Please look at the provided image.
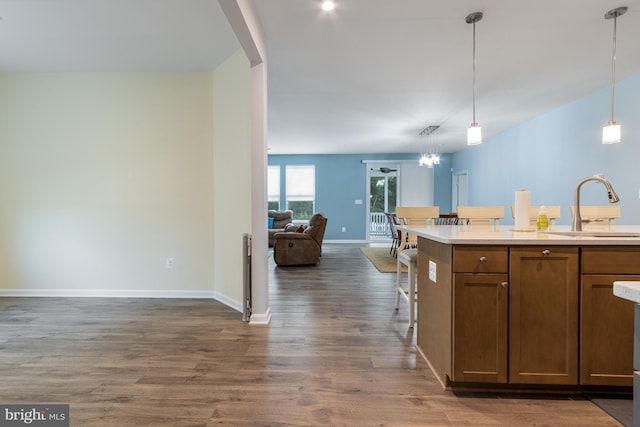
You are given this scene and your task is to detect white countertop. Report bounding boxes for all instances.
[613,281,640,304]
[396,224,640,245]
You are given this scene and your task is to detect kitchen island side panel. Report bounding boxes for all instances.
[417,236,453,387]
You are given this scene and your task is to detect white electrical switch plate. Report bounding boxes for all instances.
[355,199,363,205]
[341,227,346,232]
[429,260,437,282]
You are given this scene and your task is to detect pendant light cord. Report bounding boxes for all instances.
[472,20,477,125]
[609,15,617,123]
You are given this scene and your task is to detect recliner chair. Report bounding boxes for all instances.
[268,210,294,247]
[273,212,328,266]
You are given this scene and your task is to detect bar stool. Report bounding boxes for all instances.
[457,206,504,228]
[396,247,417,328]
[395,206,439,251]
[570,205,621,229]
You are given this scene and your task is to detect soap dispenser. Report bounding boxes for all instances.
[536,206,549,231]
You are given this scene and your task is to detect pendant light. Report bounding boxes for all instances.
[466,12,483,146]
[602,6,627,144]
[321,1,335,11]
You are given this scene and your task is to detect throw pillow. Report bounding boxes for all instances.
[268,217,274,228]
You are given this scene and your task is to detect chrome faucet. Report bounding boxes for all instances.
[572,175,620,231]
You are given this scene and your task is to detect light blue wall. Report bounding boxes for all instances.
[452,73,640,225]
[434,153,453,213]
[269,73,639,237]
[268,153,453,240]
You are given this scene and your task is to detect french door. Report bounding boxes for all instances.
[367,165,398,240]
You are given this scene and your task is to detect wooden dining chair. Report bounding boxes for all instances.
[457,206,504,227]
[384,212,401,257]
[435,213,459,225]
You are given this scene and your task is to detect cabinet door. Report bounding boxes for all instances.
[509,247,579,385]
[581,274,637,386]
[453,273,508,383]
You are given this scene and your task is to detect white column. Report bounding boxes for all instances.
[248,61,271,324]
[219,0,271,324]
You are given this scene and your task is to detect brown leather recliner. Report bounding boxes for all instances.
[273,213,328,266]
[268,210,294,247]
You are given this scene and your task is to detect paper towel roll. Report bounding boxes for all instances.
[514,189,530,229]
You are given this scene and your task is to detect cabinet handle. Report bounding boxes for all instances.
[479,256,487,262]
[501,282,509,289]
[542,249,551,256]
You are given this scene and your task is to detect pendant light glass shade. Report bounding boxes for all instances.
[603,122,621,144]
[321,1,335,11]
[467,124,482,146]
[602,6,627,144]
[466,12,483,146]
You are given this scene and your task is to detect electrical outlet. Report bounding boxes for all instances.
[429,260,437,282]
[341,227,346,232]
[166,258,174,269]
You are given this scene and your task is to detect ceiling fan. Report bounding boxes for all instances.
[372,167,397,174]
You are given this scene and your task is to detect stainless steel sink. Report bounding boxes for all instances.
[543,231,640,238]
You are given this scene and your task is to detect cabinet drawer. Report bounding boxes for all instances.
[453,246,508,273]
[582,247,640,274]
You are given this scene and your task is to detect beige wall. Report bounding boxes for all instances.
[0,58,251,307]
[212,49,252,306]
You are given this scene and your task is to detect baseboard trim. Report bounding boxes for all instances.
[249,307,272,325]
[211,291,243,313]
[0,289,243,313]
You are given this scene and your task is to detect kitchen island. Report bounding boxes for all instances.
[399,224,640,392]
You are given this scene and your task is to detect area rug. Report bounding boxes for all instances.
[360,246,405,273]
[589,396,632,427]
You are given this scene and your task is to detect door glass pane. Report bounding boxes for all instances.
[369,168,398,240]
[370,177,386,213]
[388,176,397,212]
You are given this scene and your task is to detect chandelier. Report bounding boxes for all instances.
[418,125,441,168]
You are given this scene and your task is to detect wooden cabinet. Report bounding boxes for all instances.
[453,246,579,385]
[509,247,579,385]
[452,246,508,383]
[453,272,508,383]
[418,239,636,391]
[453,246,508,273]
[580,247,640,386]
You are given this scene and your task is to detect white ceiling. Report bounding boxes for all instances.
[252,0,640,154]
[0,0,240,72]
[1,0,639,155]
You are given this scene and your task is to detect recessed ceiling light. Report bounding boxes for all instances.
[321,1,335,12]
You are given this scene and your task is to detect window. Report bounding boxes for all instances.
[267,165,280,210]
[286,165,315,220]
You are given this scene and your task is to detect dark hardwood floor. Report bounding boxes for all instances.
[0,243,624,426]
